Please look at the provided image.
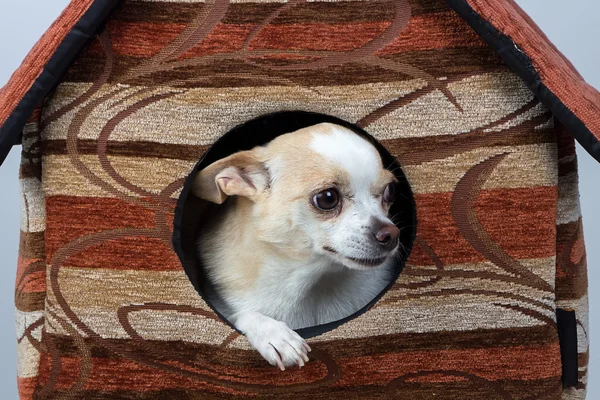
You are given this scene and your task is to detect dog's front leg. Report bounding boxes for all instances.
[229,311,311,370]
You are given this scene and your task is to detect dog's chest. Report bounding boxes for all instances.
[233,262,392,329]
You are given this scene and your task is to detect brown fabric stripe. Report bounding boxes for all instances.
[40,378,563,400]
[16,257,45,294]
[322,326,558,359]
[558,157,578,177]
[94,21,373,58]
[378,11,485,55]
[19,163,42,180]
[333,343,561,386]
[555,220,588,300]
[15,291,46,313]
[65,48,506,87]
[43,179,557,268]
[19,231,46,259]
[391,120,555,165]
[387,46,505,77]
[36,356,242,395]
[555,119,577,159]
[43,139,208,161]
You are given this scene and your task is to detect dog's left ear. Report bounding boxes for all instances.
[192,149,269,204]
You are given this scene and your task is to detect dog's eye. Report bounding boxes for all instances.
[312,189,340,211]
[383,183,397,203]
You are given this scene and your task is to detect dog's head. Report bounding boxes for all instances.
[193,123,400,270]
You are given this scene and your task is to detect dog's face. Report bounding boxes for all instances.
[193,123,400,270]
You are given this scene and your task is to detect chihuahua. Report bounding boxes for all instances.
[193,123,400,370]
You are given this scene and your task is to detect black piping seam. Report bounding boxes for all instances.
[0,0,121,166]
[446,0,600,162]
[556,308,579,387]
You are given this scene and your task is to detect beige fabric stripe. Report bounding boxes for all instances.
[557,172,582,225]
[368,73,535,139]
[46,308,234,345]
[20,178,46,233]
[17,340,41,379]
[53,258,555,310]
[15,309,43,378]
[43,72,536,146]
[50,268,208,310]
[42,155,195,198]
[406,257,556,288]
[403,143,558,193]
[485,102,548,133]
[44,80,426,145]
[312,301,549,344]
[48,288,552,344]
[46,268,230,341]
[42,142,556,199]
[49,260,554,344]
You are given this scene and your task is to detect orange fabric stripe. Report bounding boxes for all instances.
[100,13,484,59]
[45,196,161,264]
[17,376,37,400]
[378,11,486,54]
[246,21,390,52]
[44,184,555,271]
[37,342,560,392]
[60,236,182,271]
[0,0,95,127]
[409,186,557,266]
[335,343,561,386]
[16,256,46,293]
[101,21,384,57]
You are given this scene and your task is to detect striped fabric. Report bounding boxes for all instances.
[13,0,589,398]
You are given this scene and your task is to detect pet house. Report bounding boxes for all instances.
[2,0,599,398]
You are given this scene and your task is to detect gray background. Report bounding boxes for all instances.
[0,0,597,398]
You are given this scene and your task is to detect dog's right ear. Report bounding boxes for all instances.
[191,149,269,204]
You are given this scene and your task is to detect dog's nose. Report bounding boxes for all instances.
[374,225,400,251]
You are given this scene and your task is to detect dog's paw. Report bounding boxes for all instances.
[232,312,311,371]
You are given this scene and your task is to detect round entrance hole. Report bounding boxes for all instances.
[173,111,417,338]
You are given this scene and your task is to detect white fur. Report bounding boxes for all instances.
[310,126,382,193]
[196,123,398,370]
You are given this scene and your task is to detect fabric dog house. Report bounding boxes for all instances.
[2,0,599,398]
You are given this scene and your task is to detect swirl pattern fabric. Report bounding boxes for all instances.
[11,0,590,398]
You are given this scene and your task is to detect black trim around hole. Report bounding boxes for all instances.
[172,111,417,339]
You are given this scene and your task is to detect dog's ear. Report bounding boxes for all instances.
[192,149,269,204]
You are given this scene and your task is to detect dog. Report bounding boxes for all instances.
[192,123,400,370]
